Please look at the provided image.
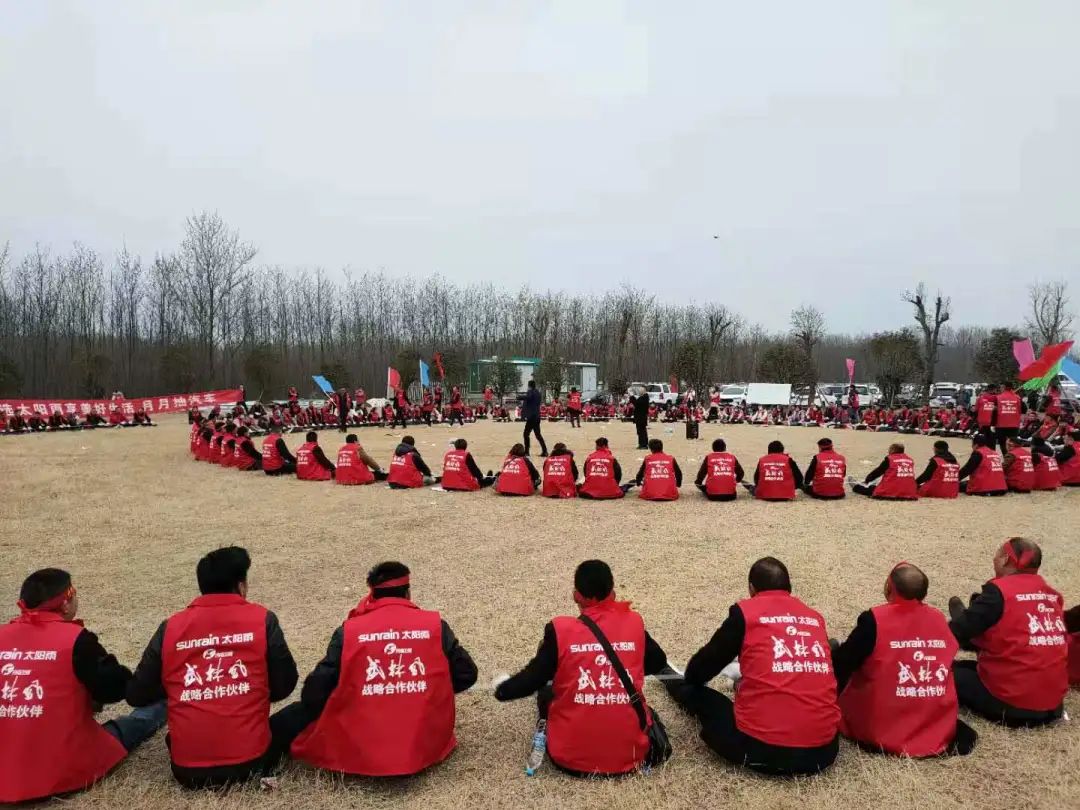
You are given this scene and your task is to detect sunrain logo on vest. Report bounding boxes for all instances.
[1026,599,1067,648]
[361,637,430,697]
[763,616,830,675]
[894,643,950,699]
[0,649,54,720]
[177,636,255,703]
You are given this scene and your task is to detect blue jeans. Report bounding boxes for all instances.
[103,701,167,752]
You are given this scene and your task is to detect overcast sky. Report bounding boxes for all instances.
[1,1,1076,332]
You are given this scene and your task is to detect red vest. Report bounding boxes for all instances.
[189,423,200,455]
[838,601,959,757]
[703,452,739,496]
[388,451,424,488]
[995,391,1022,428]
[261,435,284,472]
[967,448,1006,494]
[580,450,622,499]
[235,439,257,470]
[918,456,959,498]
[542,455,578,498]
[1061,449,1080,485]
[1005,447,1035,492]
[496,456,534,495]
[734,591,840,747]
[220,436,236,467]
[161,595,270,768]
[874,454,917,499]
[336,445,375,485]
[547,601,649,774]
[754,453,795,500]
[441,449,479,492]
[296,442,332,481]
[973,574,1067,711]
[568,392,583,410]
[0,612,127,803]
[291,598,455,776]
[208,433,223,463]
[639,453,678,500]
[1033,454,1061,490]
[194,430,209,461]
[976,394,996,428]
[810,451,846,497]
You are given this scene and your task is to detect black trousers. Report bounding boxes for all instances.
[392,412,408,429]
[635,420,648,449]
[449,409,465,426]
[994,427,1019,454]
[264,462,296,476]
[696,484,736,501]
[568,409,581,428]
[953,660,1063,728]
[523,418,547,455]
[849,719,977,757]
[667,682,837,776]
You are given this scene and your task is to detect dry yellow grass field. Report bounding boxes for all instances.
[2,415,1079,810]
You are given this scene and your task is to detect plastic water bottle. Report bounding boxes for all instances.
[524,718,547,776]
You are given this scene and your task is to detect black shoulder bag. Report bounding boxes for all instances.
[578,615,672,769]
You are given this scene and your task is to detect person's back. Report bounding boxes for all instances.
[291,597,455,775]
[874,452,918,499]
[1004,445,1034,492]
[580,445,623,499]
[639,450,678,501]
[809,448,846,498]
[755,452,795,501]
[0,582,128,803]
[735,589,839,749]
[296,437,332,481]
[388,442,424,488]
[337,441,375,485]
[918,450,960,498]
[442,448,479,491]
[965,442,1007,494]
[542,451,578,498]
[836,565,964,757]
[522,386,541,421]
[546,601,649,774]
[496,451,536,495]
[702,450,740,498]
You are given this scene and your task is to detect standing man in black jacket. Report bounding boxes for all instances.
[521,379,548,457]
[631,388,650,449]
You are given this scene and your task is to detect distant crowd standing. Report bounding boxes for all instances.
[4,539,1080,803]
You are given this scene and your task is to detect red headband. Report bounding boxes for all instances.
[1001,541,1036,572]
[372,575,410,591]
[17,585,75,615]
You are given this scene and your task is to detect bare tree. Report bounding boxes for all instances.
[902,283,951,403]
[790,305,825,403]
[1027,281,1074,348]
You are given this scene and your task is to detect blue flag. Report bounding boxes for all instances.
[419,360,431,387]
[311,375,334,395]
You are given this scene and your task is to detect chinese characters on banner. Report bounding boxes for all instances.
[0,649,55,719]
[0,388,243,419]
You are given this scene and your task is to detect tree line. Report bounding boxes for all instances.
[0,212,1074,402]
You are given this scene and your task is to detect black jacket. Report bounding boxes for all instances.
[684,604,746,686]
[948,582,1005,650]
[274,437,297,465]
[300,617,478,718]
[127,609,298,707]
[311,443,335,471]
[71,627,133,705]
[495,620,668,701]
[521,388,542,421]
[632,394,650,423]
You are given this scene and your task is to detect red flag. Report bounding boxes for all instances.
[387,367,402,397]
[433,352,446,380]
[669,374,679,393]
[1019,341,1074,381]
[845,358,855,383]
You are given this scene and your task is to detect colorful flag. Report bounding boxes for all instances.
[669,374,679,393]
[433,352,446,380]
[845,358,855,382]
[387,367,402,398]
[419,359,431,387]
[1012,339,1035,370]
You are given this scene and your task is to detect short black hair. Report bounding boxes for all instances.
[402,435,415,446]
[749,557,791,593]
[306,431,318,442]
[509,443,526,457]
[595,437,609,448]
[528,380,536,389]
[973,433,994,448]
[346,434,358,444]
[454,438,468,450]
[816,438,832,448]
[19,568,72,609]
[712,438,726,452]
[236,426,248,437]
[933,440,949,453]
[367,561,410,598]
[767,440,784,454]
[648,438,663,452]
[196,547,251,595]
[574,560,614,600]
[890,563,929,601]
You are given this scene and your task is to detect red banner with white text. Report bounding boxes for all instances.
[0,388,243,419]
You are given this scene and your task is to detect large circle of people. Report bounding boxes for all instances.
[191,381,1080,496]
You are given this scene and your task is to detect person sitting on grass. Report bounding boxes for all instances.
[387,435,440,489]
[495,443,541,496]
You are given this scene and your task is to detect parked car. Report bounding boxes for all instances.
[628,382,679,406]
[717,384,748,405]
